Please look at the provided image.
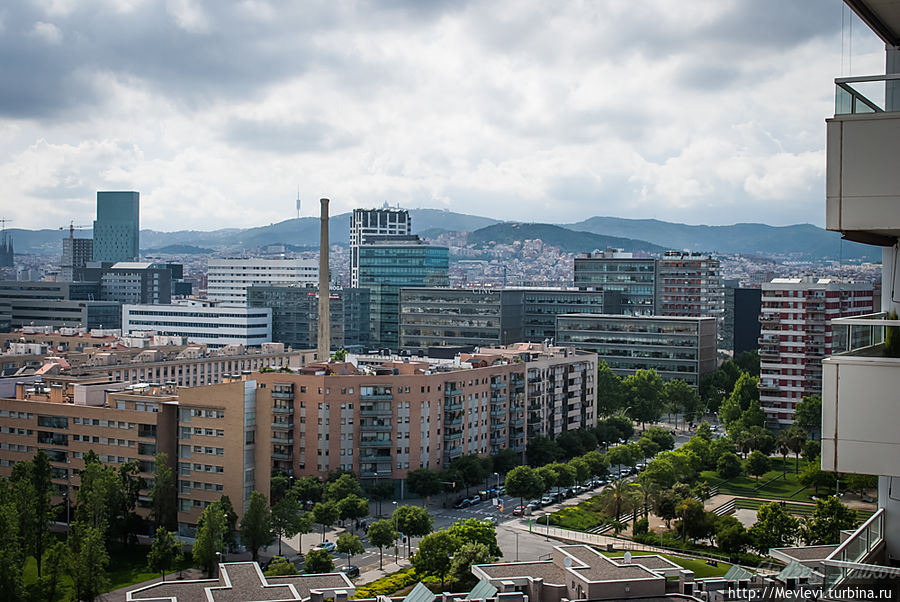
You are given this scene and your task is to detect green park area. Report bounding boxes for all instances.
[700,457,816,502]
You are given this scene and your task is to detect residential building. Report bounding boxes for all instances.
[247,285,370,351]
[758,277,872,427]
[92,191,140,263]
[122,301,272,348]
[573,249,656,315]
[356,239,449,351]
[656,251,725,341]
[556,314,716,386]
[398,288,524,354]
[350,206,411,288]
[60,237,93,281]
[0,378,268,537]
[255,344,594,480]
[207,257,319,306]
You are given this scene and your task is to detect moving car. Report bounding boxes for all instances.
[313,541,336,553]
[339,565,360,578]
[512,505,526,516]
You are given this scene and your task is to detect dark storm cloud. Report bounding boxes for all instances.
[0,0,467,120]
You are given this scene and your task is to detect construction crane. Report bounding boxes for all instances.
[59,221,92,239]
[0,218,11,230]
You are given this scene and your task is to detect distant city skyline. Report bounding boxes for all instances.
[0,1,886,231]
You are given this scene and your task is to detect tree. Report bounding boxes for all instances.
[450,542,496,588]
[151,452,177,531]
[605,445,635,473]
[717,452,743,479]
[799,461,837,495]
[336,532,365,568]
[581,450,608,478]
[749,501,800,553]
[785,425,807,474]
[654,489,680,530]
[450,454,489,493]
[116,459,146,544]
[293,476,323,506]
[844,473,878,498]
[492,448,520,475]
[0,495,24,602]
[30,449,54,577]
[642,455,677,490]
[406,469,444,502]
[75,457,120,535]
[746,450,772,481]
[568,457,591,484]
[794,395,822,437]
[69,521,110,602]
[526,435,562,466]
[776,432,791,478]
[801,440,821,465]
[325,474,362,502]
[636,437,660,464]
[304,548,334,574]
[549,462,576,495]
[734,350,760,376]
[147,527,183,581]
[219,495,239,550]
[265,556,298,576]
[338,494,370,526]
[623,369,665,429]
[802,497,858,545]
[193,503,227,577]
[331,348,348,361]
[602,479,639,521]
[535,465,557,494]
[602,415,635,444]
[447,517,502,557]
[665,379,702,428]
[311,501,339,541]
[392,505,433,558]
[240,491,273,561]
[40,540,71,602]
[719,373,759,430]
[367,519,398,569]
[271,494,306,556]
[412,531,456,586]
[715,515,750,555]
[640,426,675,452]
[597,362,625,416]
[505,465,544,507]
[676,498,713,543]
[270,472,292,504]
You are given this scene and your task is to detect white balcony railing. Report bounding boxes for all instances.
[835,73,900,115]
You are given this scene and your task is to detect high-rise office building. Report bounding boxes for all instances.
[207,258,318,306]
[350,207,411,287]
[357,239,449,351]
[758,277,872,428]
[723,280,762,356]
[573,249,657,315]
[92,191,140,263]
[60,237,93,281]
[656,252,725,338]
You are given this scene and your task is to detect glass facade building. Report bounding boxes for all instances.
[573,251,656,315]
[92,191,140,263]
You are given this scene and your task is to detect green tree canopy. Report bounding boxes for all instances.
[147,527,183,582]
[241,491,273,561]
[150,452,177,531]
[406,469,444,500]
[802,497,858,545]
[450,542,496,589]
[336,532,365,567]
[70,521,110,602]
[717,452,743,479]
[749,501,800,553]
[746,450,772,481]
[525,436,562,467]
[597,362,625,416]
[447,517,502,557]
[304,548,334,574]
[505,465,545,506]
[325,474,362,502]
[367,519,398,569]
[311,501,339,541]
[412,531,457,586]
[665,379,702,427]
[193,503,227,577]
[623,369,665,429]
[715,515,750,555]
[271,493,309,556]
[794,395,822,435]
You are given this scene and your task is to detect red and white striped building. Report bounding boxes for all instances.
[758,277,873,427]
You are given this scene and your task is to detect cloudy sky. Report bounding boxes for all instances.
[0,0,887,231]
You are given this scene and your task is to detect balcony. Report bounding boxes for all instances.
[271,421,293,430]
[826,74,900,246]
[360,422,392,432]
[360,438,392,447]
[822,313,900,477]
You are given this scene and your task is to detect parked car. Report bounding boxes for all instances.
[527,499,542,510]
[339,565,360,578]
[541,496,554,506]
[468,494,482,505]
[512,505,526,516]
[454,498,471,509]
[483,516,498,525]
[313,541,336,553]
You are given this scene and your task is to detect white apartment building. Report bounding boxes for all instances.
[122,301,272,348]
[350,206,411,287]
[207,258,318,306]
[758,277,872,427]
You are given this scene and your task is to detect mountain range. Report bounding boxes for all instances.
[2,210,880,261]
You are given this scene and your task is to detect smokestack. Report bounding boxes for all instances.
[318,198,331,362]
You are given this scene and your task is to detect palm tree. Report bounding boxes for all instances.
[636,473,656,519]
[602,478,639,521]
[786,426,806,474]
[776,432,791,478]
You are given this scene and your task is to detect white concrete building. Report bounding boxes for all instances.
[122,301,272,348]
[758,277,872,427]
[207,258,318,306]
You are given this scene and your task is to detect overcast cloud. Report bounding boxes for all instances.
[0,0,887,230]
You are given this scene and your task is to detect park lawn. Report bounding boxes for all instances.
[701,457,815,502]
[599,550,732,579]
[23,541,194,594]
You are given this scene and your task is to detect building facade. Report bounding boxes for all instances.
[75,261,174,305]
[60,237,93,282]
[398,288,524,354]
[0,281,120,329]
[357,240,449,351]
[556,314,716,386]
[92,191,140,263]
[573,249,657,315]
[656,252,725,340]
[247,285,370,351]
[723,282,762,356]
[350,207,411,288]
[758,277,873,427]
[521,288,612,342]
[122,301,273,348]
[206,258,318,306]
